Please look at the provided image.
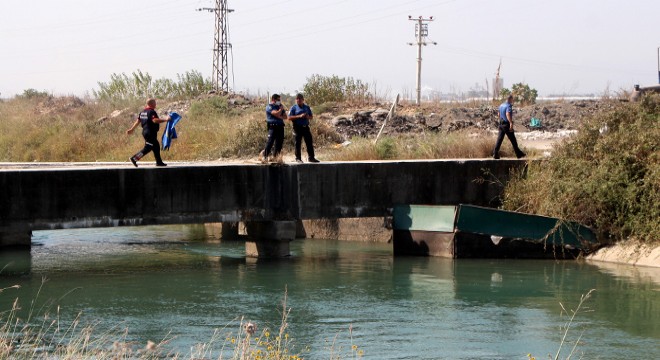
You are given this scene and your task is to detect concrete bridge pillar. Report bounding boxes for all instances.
[0,227,32,274]
[244,221,296,258]
[0,227,32,249]
[220,222,240,239]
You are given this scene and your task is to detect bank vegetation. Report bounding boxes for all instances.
[503,94,659,245]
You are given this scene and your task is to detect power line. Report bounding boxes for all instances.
[4,0,199,36]
[234,0,421,48]
[198,0,234,93]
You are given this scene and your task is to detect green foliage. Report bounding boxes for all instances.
[18,88,51,99]
[500,82,538,105]
[175,70,214,98]
[375,137,397,159]
[93,70,212,104]
[312,102,334,115]
[225,114,269,157]
[188,96,230,118]
[302,74,371,106]
[503,95,660,244]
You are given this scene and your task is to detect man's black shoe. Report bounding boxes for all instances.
[130,157,138,167]
[308,158,320,163]
[492,154,500,160]
[156,162,167,167]
[516,152,526,159]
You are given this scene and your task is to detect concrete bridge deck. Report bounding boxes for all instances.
[0,159,527,250]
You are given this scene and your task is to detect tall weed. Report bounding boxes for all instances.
[94,70,212,104]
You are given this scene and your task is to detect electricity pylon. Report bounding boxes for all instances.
[198,0,234,93]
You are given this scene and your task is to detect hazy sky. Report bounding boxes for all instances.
[1,0,659,99]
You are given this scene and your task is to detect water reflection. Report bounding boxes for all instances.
[588,261,660,338]
[0,226,657,359]
[0,249,31,275]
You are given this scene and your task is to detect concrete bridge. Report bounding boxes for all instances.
[0,159,527,256]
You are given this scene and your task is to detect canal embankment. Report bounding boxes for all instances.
[587,242,660,268]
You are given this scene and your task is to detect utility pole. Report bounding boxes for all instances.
[198,0,234,93]
[493,59,502,101]
[407,16,436,105]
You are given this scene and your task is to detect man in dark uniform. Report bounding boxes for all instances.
[262,93,287,162]
[126,98,170,167]
[288,93,319,163]
[492,95,526,159]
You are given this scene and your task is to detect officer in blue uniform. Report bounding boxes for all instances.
[288,93,319,163]
[493,95,526,159]
[262,94,287,162]
[126,98,170,167]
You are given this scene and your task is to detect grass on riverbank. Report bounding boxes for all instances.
[0,283,362,359]
[502,95,659,244]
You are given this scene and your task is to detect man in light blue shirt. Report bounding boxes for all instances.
[288,93,319,163]
[493,95,526,159]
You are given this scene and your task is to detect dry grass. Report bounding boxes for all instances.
[1,95,513,163]
[326,131,533,161]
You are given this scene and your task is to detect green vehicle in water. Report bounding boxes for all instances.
[392,204,599,259]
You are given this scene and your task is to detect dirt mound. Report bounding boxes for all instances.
[162,92,257,114]
[36,96,85,115]
[321,100,618,140]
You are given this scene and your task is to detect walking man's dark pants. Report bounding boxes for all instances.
[493,123,525,159]
[134,133,164,164]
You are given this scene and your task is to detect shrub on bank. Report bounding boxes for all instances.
[502,96,659,244]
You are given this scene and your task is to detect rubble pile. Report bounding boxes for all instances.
[322,100,618,139]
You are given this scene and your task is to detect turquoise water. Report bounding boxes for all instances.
[0,225,658,359]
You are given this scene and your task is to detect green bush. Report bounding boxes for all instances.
[188,96,230,118]
[94,70,213,104]
[302,74,371,106]
[375,137,397,159]
[500,83,538,105]
[502,95,660,244]
[18,88,51,100]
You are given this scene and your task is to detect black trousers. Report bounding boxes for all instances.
[293,125,315,160]
[264,124,284,157]
[133,132,163,164]
[492,123,524,157]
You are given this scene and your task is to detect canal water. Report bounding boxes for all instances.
[0,225,658,359]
